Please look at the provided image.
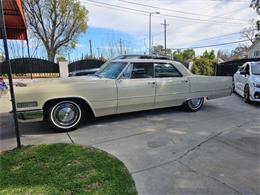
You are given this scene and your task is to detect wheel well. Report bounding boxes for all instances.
[43,97,95,120]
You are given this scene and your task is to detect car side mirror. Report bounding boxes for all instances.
[240,71,246,76]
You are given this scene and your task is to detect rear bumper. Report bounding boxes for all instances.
[17,109,44,122]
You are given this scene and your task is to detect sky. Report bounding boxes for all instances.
[74,0,257,59]
[1,0,258,60]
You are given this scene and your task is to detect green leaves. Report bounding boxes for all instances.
[191,50,216,76]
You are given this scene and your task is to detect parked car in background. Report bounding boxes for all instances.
[69,68,99,77]
[15,59,233,131]
[234,61,260,103]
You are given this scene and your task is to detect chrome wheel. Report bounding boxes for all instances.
[189,98,202,109]
[50,101,81,129]
[184,97,204,112]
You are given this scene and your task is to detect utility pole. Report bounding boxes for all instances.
[89,40,93,58]
[149,12,160,55]
[161,19,169,56]
[119,38,123,54]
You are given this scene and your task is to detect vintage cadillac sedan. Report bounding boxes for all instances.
[15,59,233,131]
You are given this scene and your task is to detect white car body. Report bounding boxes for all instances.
[234,62,260,102]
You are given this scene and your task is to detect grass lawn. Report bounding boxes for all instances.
[0,144,137,195]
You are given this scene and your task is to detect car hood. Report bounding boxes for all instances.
[14,76,115,95]
[16,76,110,87]
[251,75,260,82]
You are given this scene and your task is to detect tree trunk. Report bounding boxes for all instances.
[47,48,56,62]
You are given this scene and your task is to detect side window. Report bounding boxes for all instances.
[131,63,154,79]
[121,64,132,79]
[239,65,245,72]
[245,64,250,75]
[154,63,182,78]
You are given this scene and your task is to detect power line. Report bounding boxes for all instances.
[200,0,249,2]
[83,0,248,25]
[85,1,148,16]
[118,0,247,22]
[171,39,249,50]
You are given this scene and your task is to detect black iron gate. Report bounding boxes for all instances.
[216,58,260,76]
[0,57,60,74]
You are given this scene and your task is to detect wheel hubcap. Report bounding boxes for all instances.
[53,103,79,127]
[189,98,202,109]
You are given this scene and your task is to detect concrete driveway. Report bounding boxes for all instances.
[0,93,259,195]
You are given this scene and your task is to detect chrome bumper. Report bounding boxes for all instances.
[17,109,43,122]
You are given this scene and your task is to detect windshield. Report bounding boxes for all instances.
[251,63,260,75]
[94,62,127,79]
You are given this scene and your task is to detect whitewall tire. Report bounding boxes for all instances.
[47,100,82,132]
[184,98,204,112]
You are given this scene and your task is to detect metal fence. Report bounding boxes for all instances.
[216,58,260,76]
[68,59,105,72]
[0,57,60,74]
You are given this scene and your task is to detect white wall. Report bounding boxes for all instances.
[59,61,69,78]
[249,41,260,58]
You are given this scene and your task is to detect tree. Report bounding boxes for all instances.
[250,0,260,14]
[23,0,88,62]
[241,19,258,44]
[152,45,172,56]
[231,45,249,57]
[173,49,195,62]
[191,50,216,76]
[202,50,215,60]
[217,50,230,61]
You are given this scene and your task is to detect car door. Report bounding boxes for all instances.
[234,65,245,95]
[116,62,156,113]
[240,64,250,89]
[154,62,190,107]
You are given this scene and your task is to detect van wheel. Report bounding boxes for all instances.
[47,100,82,132]
[184,98,204,112]
[243,84,251,103]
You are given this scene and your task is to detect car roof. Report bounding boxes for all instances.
[113,54,170,60]
[112,59,175,63]
[111,59,192,76]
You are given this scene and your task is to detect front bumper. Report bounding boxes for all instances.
[250,87,260,102]
[17,109,44,122]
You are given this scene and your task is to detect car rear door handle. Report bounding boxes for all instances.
[181,80,188,83]
[148,81,156,85]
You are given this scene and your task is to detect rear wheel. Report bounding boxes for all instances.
[47,100,83,132]
[184,98,204,112]
[243,84,251,103]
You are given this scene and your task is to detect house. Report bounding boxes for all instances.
[248,39,260,58]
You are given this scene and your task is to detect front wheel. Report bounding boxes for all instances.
[184,98,204,112]
[47,100,83,132]
[243,84,251,103]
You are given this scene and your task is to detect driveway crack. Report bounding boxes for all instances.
[131,131,224,175]
[177,160,243,195]
[131,121,252,175]
[67,132,75,144]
